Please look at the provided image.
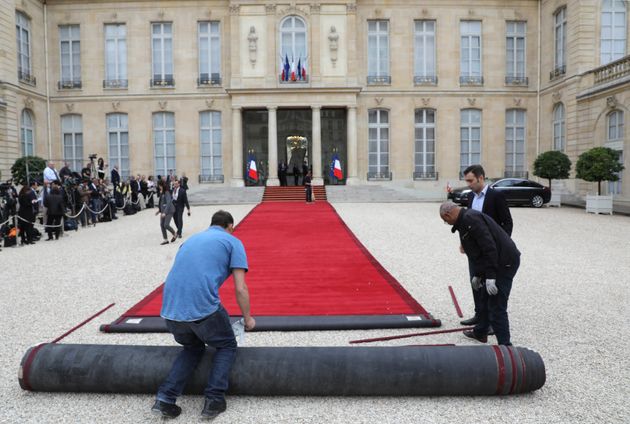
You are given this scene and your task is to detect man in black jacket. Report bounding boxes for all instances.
[461,164,513,326]
[110,166,121,192]
[172,179,190,239]
[440,201,520,346]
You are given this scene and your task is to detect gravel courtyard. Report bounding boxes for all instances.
[1,202,628,423]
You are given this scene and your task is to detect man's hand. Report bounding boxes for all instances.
[161,213,165,218]
[486,279,498,295]
[459,245,465,254]
[244,316,256,331]
[187,210,191,216]
[471,276,483,291]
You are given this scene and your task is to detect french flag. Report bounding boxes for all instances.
[331,154,343,179]
[247,156,258,182]
[282,54,290,81]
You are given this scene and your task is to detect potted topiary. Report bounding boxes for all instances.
[11,156,46,186]
[533,150,572,206]
[575,147,624,215]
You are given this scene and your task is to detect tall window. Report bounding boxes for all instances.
[16,11,33,83]
[107,114,129,179]
[414,20,436,84]
[151,23,173,86]
[552,103,565,152]
[460,109,482,175]
[198,22,221,85]
[280,16,307,81]
[200,111,222,179]
[606,110,624,195]
[460,21,482,84]
[414,109,436,178]
[506,21,526,84]
[554,7,567,73]
[105,24,127,88]
[367,20,390,84]
[601,0,627,65]
[59,25,81,88]
[153,112,175,176]
[61,115,83,172]
[20,109,34,156]
[505,109,526,177]
[368,109,389,177]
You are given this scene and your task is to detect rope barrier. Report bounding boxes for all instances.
[0,217,13,227]
[84,202,110,215]
[64,204,86,219]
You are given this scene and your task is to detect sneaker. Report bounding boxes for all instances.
[460,316,480,325]
[463,329,488,343]
[151,400,182,418]
[201,398,226,420]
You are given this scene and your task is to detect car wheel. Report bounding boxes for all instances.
[531,195,544,208]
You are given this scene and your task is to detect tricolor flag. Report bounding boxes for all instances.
[283,54,290,81]
[290,57,297,81]
[330,154,343,180]
[297,58,302,81]
[247,155,258,182]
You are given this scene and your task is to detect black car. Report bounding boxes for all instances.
[447,178,551,208]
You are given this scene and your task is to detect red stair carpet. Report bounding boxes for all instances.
[102,201,440,332]
[262,185,327,202]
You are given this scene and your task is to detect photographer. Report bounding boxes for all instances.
[17,181,38,245]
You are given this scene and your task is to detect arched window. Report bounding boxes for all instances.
[107,113,129,178]
[368,109,389,178]
[280,16,307,80]
[414,109,435,178]
[505,109,526,177]
[20,109,34,156]
[601,0,626,65]
[61,114,83,171]
[460,109,482,175]
[200,111,222,179]
[153,112,175,176]
[553,103,565,151]
[607,110,624,141]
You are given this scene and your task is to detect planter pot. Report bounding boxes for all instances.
[585,194,613,215]
[548,191,561,207]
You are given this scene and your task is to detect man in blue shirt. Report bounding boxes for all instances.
[152,210,256,419]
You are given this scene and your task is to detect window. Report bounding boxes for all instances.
[20,109,34,156]
[414,20,436,84]
[16,11,34,84]
[608,151,624,195]
[553,7,567,76]
[200,111,222,180]
[59,25,81,88]
[553,103,565,151]
[104,24,127,88]
[460,21,482,84]
[107,114,130,179]
[601,0,627,64]
[61,115,83,172]
[460,109,482,175]
[367,20,390,84]
[505,109,526,178]
[198,22,221,85]
[368,109,390,178]
[151,23,174,86]
[414,109,436,179]
[153,112,175,176]
[280,16,308,82]
[506,21,527,84]
[608,110,624,141]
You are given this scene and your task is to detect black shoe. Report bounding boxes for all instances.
[487,326,495,336]
[151,400,182,418]
[178,234,182,239]
[460,316,480,325]
[201,398,226,420]
[160,240,169,245]
[463,329,488,343]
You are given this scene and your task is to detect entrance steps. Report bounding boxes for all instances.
[263,186,327,202]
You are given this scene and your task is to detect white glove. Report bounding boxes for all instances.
[471,276,483,291]
[486,279,498,295]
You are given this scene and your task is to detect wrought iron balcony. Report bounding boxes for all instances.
[593,55,630,85]
[459,75,483,86]
[505,76,528,86]
[57,80,82,89]
[103,79,128,89]
[549,65,566,80]
[367,171,392,181]
[150,77,175,87]
[198,73,222,86]
[413,171,438,180]
[414,75,438,85]
[504,170,529,178]
[367,75,391,85]
[199,174,224,183]
[18,70,36,85]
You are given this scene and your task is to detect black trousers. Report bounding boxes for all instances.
[174,206,185,236]
[46,214,62,239]
[305,186,312,202]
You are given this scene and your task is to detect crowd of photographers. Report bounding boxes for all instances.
[0,160,188,249]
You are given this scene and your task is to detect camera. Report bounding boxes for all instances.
[89,154,97,160]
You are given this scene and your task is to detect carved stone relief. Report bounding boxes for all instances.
[159,101,167,110]
[513,98,523,107]
[328,26,339,68]
[375,97,384,106]
[24,97,34,109]
[552,91,561,102]
[112,101,121,111]
[229,5,240,15]
[607,95,618,108]
[346,4,357,14]
[248,26,258,68]
[206,98,215,109]
[421,98,431,107]
[265,4,276,15]
[65,103,75,112]
[467,98,476,106]
[310,3,320,14]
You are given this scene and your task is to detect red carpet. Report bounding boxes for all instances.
[119,202,430,319]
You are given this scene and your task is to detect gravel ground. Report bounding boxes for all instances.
[1,203,629,423]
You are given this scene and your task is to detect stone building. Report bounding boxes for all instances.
[0,0,628,204]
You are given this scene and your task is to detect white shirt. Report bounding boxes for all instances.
[471,184,489,212]
[43,167,58,182]
[173,188,179,201]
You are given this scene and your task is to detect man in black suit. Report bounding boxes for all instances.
[461,164,513,326]
[111,166,121,192]
[171,179,190,239]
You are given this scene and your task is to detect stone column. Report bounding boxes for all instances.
[346,105,359,184]
[266,106,280,186]
[311,106,323,185]
[231,106,244,187]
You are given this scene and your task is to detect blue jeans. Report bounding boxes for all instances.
[157,305,237,404]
